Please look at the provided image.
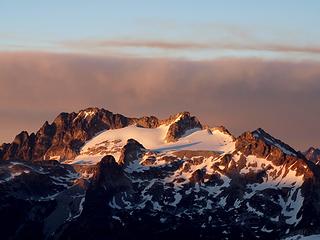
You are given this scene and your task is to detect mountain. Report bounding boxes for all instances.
[1,108,320,240]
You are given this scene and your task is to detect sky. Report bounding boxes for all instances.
[0,1,319,150]
[1,0,320,60]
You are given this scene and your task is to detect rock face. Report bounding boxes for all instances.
[164,112,202,142]
[1,108,320,240]
[0,108,161,161]
[90,155,131,191]
[134,116,160,128]
[118,139,145,166]
[304,147,320,164]
[1,131,36,161]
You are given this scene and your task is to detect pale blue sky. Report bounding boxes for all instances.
[1,0,320,59]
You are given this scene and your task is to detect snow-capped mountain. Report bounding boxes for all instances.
[0,108,320,240]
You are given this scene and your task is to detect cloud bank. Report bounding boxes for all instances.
[0,51,319,150]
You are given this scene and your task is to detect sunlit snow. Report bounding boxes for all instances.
[68,124,235,165]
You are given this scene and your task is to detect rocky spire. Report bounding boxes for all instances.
[164,112,202,142]
[304,147,320,164]
[118,139,145,167]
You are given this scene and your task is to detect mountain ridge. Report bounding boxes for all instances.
[0,107,308,163]
[1,107,319,240]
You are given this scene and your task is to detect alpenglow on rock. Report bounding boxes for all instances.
[0,107,320,240]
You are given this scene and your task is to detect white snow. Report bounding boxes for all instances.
[109,196,121,209]
[169,192,182,206]
[246,202,264,217]
[280,188,304,226]
[112,216,122,222]
[270,215,280,222]
[69,124,235,165]
[261,226,273,233]
[70,196,86,219]
[233,199,242,208]
[218,196,228,207]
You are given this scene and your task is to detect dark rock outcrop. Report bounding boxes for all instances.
[1,131,36,161]
[56,156,132,240]
[0,160,83,240]
[118,139,145,167]
[91,155,131,191]
[304,147,320,164]
[133,116,160,128]
[0,143,10,160]
[165,112,202,142]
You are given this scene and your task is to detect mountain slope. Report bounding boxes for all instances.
[0,108,320,240]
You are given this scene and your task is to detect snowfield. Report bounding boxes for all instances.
[67,124,235,165]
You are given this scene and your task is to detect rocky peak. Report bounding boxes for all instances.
[235,129,313,179]
[133,116,160,128]
[164,111,202,142]
[38,121,55,135]
[53,111,76,126]
[90,155,132,194]
[12,131,29,145]
[118,139,145,167]
[2,131,36,160]
[210,125,235,140]
[304,147,320,164]
[252,128,299,157]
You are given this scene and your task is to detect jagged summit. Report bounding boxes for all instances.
[164,111,202,143]
[251,128,300,156]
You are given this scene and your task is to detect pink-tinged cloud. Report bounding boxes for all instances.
[0,51,319,150]
[61,39,320,55]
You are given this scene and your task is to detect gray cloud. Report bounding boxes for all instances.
[0,51,319,150]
